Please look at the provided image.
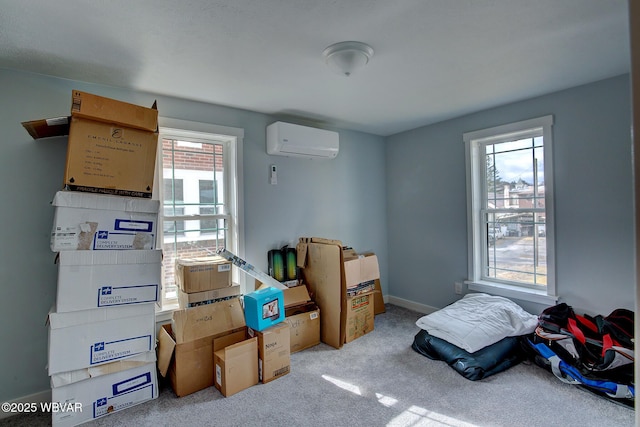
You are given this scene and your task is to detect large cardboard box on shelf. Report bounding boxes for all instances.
[248,322,290,383]
[213,337,259,397]
[22,90,159,198]
[296,237,380,349]
[47,303,156,375]
[51,361,158,427]
[55,250,162,313]
[157,297,246,397]
[255,281,320,353]
[50,191,159,252]
[175,256,232,293]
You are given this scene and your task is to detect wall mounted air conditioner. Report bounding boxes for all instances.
[266,121,339,159]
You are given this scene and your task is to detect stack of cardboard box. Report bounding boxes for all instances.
[296,237,384,349]
[25,90,163,427]
[174,256,240,307]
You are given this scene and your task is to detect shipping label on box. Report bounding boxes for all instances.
[48,303,156,375]
[175,256,232,293]
[56,250,161,312]
[50,191,159,251]
[51,362,157,427]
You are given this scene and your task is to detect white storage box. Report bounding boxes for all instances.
[50,191,159,251]
[50,350,157,388]
[56,250,162,313]
[48,303,155,375]
[51,361,158,427]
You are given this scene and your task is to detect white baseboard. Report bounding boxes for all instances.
[0,389,51,420]
[386,295,438,315]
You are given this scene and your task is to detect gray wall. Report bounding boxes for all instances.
[0,68,388,402]
[386,74,634,316]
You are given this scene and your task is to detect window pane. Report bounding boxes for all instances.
[483,135,546,288]
[160,136,227,308]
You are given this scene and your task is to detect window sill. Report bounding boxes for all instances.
[465,280,558,306]
[155,302,179,324]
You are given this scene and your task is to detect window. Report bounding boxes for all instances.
[155,118,244,312]
[464,116,557,304]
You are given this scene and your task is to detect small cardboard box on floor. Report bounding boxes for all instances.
[157,297,246,397]
[175,256,232,293]
[22,90,159,198]
[213,333,259,397]
[296,237,380,349]
[255,281,320,353]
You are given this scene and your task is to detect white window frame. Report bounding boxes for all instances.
[154,117,244,319]
[464,115,558,305]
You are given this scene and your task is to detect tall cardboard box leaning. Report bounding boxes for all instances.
[22,90,159,198]
[157,298,246,397]
[296,238,380,348]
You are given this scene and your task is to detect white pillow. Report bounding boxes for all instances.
[415,293,538,353]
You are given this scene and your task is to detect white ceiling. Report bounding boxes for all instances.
[0,0,630,136]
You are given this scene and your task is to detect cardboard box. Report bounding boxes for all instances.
[64,116,158,198]
[345,292,375,343]
[297,238,345,348]
[55,250,161,313]
[48,303,156,375]
[256,281,321,353]
[170,297,246,343]
[283,286,320,353]
[243,287,285,331]
[343,253,380,288]
[50,351,157,388]
[177,285,241,308]
[50,191,159,251]
[51,362,157,427]
[157,298,246,397]
[214,337,259,397]
[22,90,159,198]
[297,237,378,348]
[248,322,290,383]
[175,256,232,293]
[372,279,386,315]
[70,90,158,132]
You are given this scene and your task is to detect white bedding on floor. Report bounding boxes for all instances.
[415,293,538,353]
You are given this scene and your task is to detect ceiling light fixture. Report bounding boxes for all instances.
[322,41,374,77]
